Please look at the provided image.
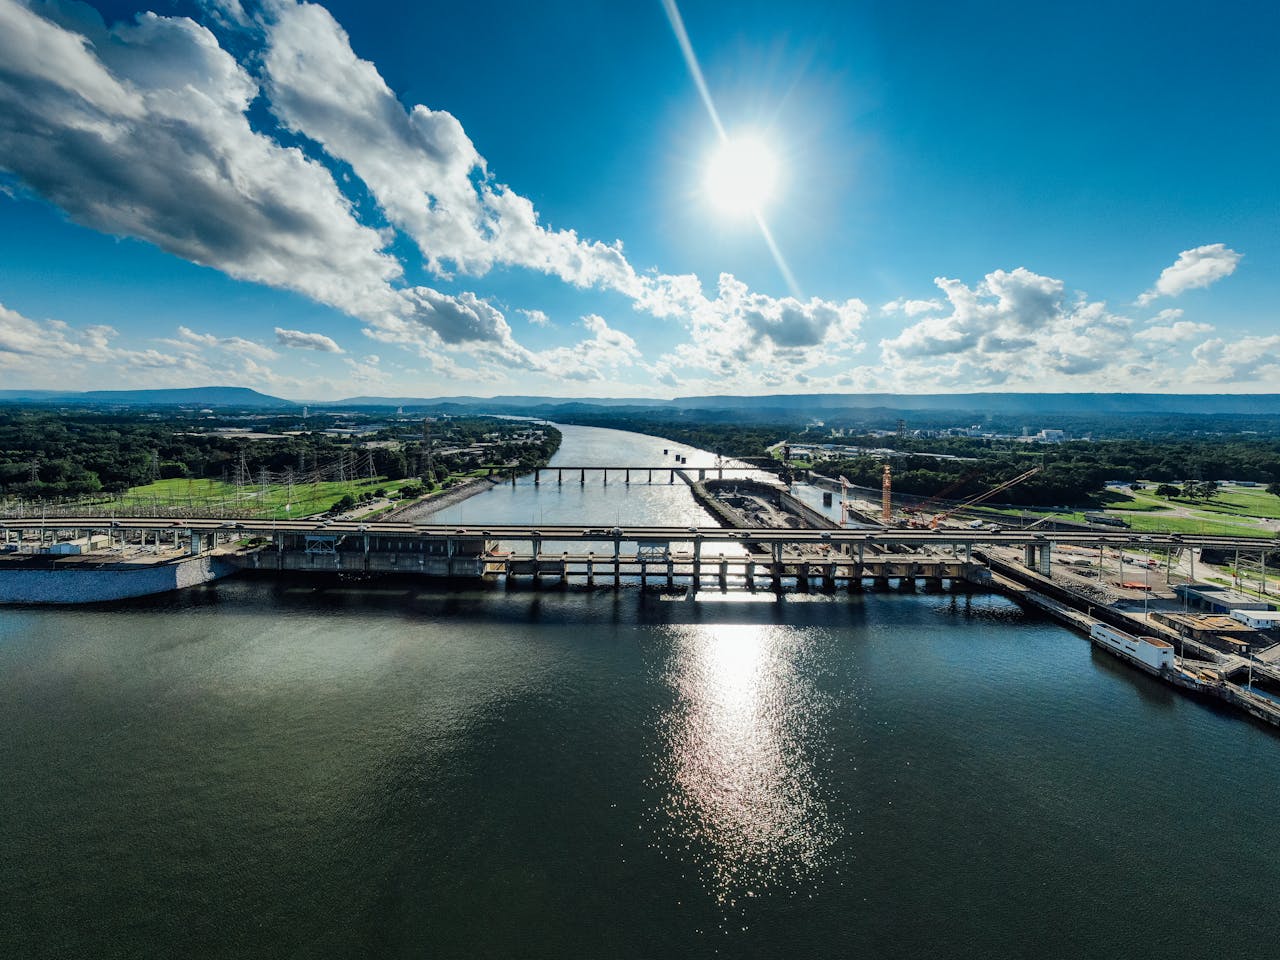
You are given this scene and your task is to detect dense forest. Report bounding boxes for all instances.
[809,435,1280,507]
[0,409,559,499]
[546,412,788,459]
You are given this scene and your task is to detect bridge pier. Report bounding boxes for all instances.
[719,555,727,590]
[666,553,674,588]
[603,469,608,486]
[625,469,630,485]
[586,552,594,586]
[772,542,783,592]
[848,563,864,592]
[511,470,517,487]
[648,469,653,484]
[534,469,540,486]
[558,469,563,486]
[692,539,703,590]
[613,538,621,587]
[580,469,586,486]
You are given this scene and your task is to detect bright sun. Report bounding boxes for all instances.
[704,135,778,216]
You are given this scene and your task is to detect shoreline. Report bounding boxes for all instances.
[386,475,502,522]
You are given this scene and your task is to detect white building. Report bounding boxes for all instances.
[1230,610,1280,630]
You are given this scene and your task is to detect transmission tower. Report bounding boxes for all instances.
[28,458,39,483]
[233,451,250,487]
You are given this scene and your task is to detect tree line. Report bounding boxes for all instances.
[0,409,560,499]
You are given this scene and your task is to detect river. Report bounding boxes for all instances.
[2,424,1278,959]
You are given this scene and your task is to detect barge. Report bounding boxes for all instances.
[1089,623,1175,676]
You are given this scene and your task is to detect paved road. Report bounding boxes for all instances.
[2,516,1274,551]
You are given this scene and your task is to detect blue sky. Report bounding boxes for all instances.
[0,0,1276,399]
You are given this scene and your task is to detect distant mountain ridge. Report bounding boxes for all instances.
[0,386,294,407]
[1,387,1278,417]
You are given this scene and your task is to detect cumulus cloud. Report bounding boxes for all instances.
[5,1,1255,396]
[1134,320,1214,346]
[1188,335,1280,385]
[0,0,406,321]
[1137,243,1242,306]
[527,314,642,381]
[878,268,1147,388]
[1,300,196,374]
[652,274,866,380]
[165,325,277,360]
[259,0,643,294]
[881,297,943,317]
[343,353,388,385]
[519,308,552,327]
[275,326,343,352]
[0,0,876,392]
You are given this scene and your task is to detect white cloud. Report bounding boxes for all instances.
[275,326,344,353]
[166,325,277,360]
[343,353,388,385]
[1134,320,1214,346]
[1137,243,1242,305]
[519,308,552,327]
[653,274,867,380]
[0,1,410,324]
[1188,335,1280,385]
[881,297,943,317]
[259,0,643,294]
[1,300,196,376]
[878,268,1150,389]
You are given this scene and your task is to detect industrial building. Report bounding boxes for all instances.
[1231,609,1280,631]
[1173,583,1276,615]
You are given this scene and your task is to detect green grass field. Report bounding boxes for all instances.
[88,477,412,520]
[970,500,1275,537]
[1171,488,1280,520]
[1118,512,1273,537]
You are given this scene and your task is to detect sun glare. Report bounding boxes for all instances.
[705,135,778,216]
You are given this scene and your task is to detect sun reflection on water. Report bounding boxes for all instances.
[653,624,839,906]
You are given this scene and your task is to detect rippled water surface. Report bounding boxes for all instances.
[3,426,1280,958]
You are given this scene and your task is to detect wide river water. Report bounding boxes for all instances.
[3,424,1279,958]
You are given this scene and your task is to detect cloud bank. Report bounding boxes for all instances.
[0,1,1256,394]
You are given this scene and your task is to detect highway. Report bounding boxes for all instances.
[1,516,1274,551]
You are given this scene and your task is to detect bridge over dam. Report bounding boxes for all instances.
[504,464,764,486]
[2,516,1271,590]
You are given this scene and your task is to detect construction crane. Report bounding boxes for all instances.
[929,466,1041,529]
[904,469,984,522]
[881,464,892,524]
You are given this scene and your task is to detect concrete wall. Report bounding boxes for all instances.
[0,555,235,605]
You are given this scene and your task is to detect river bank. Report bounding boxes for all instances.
[385,475,501,521]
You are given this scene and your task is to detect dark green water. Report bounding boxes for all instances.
[4,579,1279,959]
